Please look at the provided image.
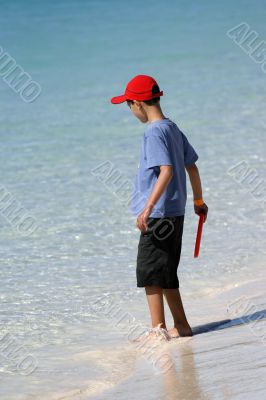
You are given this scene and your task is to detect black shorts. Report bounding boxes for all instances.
[136,215,184,289]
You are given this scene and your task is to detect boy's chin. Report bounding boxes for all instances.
[138,116,148,123]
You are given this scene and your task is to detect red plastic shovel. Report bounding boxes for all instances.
[194,213,205,258]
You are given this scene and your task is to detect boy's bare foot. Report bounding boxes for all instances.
[131,323,172,342]
[131,331,162,343]
[167,325,193,338]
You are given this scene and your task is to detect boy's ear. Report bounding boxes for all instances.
[135,100,143,109]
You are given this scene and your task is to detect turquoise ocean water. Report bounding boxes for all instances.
[0,0,266,398]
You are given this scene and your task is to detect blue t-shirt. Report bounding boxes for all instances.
[131,118,199,218]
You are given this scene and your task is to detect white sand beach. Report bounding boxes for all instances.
[80,276,266,400]
[21,275,265,400]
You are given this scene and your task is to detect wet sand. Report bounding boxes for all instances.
[24,276,266,400]
[81,277,266,400]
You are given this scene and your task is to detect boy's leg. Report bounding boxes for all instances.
[163,288,192,336]
[145,285,167,329]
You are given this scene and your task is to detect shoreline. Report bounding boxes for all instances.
[85,276,266,400]
[31,275,266,400]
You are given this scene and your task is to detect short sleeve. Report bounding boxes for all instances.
[181,131,199,166]
[145,131,172,169]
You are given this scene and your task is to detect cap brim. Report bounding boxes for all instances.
[111,94,127,104]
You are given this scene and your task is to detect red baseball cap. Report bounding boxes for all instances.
[111,75,163,104]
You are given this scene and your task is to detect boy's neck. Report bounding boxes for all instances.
[148,117,168,123]
[145,105,168,124]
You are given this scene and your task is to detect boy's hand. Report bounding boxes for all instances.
[194,203,208,222]
[136,204,153,232]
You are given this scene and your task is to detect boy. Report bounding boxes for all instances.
[111,75,208,341]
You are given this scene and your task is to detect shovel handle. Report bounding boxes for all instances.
[194,213,205,258]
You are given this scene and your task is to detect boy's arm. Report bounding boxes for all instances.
[185,163,208,222]
[136,165,173,232]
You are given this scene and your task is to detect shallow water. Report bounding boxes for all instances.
[0,0,266,398]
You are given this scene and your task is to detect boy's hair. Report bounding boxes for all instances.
[127,84,161,106]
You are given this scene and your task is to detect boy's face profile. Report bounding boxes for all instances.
[127,100,149,123]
